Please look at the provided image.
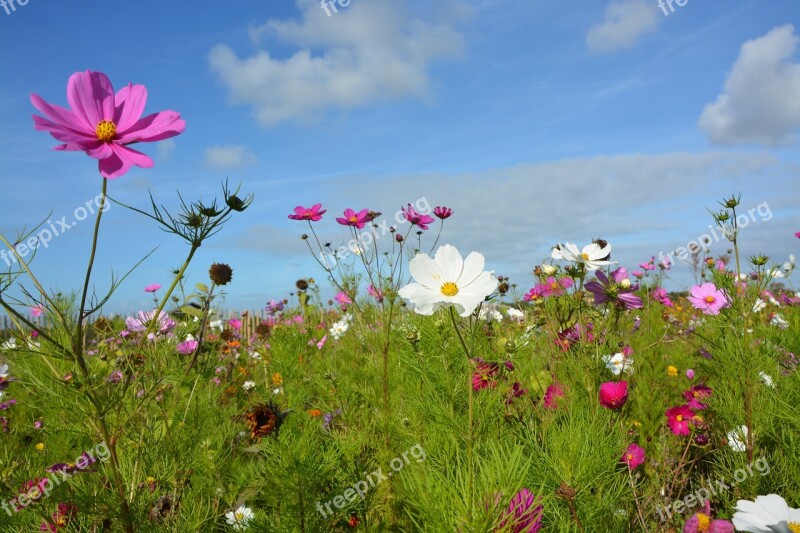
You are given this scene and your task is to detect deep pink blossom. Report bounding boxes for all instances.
[336,208,370,229]
[31,70,185,179]
[683,501,734,533]
[665,405,697,435]
[401,204,435,230]
[687,283,730,315]
[498,488,543,533]
[144,284,161,293]
[537,276,574,298]
[621,443,645,469]
[433,206,453,220]
[683,384,712,410]
[543,383,565,409]
[472,358,500,391]
[585,268,643,309]
[288,203,326,221]
[599,381,628,410]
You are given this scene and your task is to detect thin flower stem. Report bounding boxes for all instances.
[449,306,474,522]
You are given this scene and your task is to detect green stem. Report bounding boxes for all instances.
[449,307,473,522]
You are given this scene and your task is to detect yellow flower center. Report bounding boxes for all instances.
[581,253,590,260]
[441,282,459,297]
[348,215,358,223]
[96,120,117,142]
[704,295,716,303]
[789,524,800,533]
[28,488,41,499]
[235,512,244,521]
[697,513,710,531]
[626,453,633,461]
[676,415,684,422]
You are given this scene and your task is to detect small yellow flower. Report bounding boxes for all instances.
[146,476,156,485]
[667,365,679,377]
[631,420,642,427]
[35,442,45,451]
[272,372,283,386]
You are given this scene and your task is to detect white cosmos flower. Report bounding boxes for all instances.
[550,245,565,260]
[329,319,349,340]
[759,372,775,389]
[1,338,16,351]
[753,298,767,313]
[557,242,615,270]
[242,381,256,392]
[0,364,8,378]
[602,352,633,376]
[732,494,800,533]
[225,505,255,530]
[770,268,785,279]
[398,244,497,318]
[727,425,748,452]
[542,264,557,276]
[784,254,796,274]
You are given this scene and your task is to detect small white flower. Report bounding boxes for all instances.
[727,425,748,453]
[0,363,8,378]
[783,254,796,274]
[770,268,785,279]
[556,242,615,271]
[753,298,766,313]
[272,387,283,395]
[506,307,524,321]
[210,320,223,331]
[759,372,775,389]
[225,505,255,530]
[479,305,503,322]
[398,244,497,318]
[602,353,633,376]
[541,264,557,276]
[732,494,800,532]
[249,351,262,360]
[185,334,196,342]
[329,320,350,340]
[242,381,256,392]
[1,338,16,351]
[770,313,789,330]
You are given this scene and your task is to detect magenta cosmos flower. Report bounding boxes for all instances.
[144,284,161,293]
[683,384,712,410]
[795,232,800,239]
[599,381,628,410]
[543,383,565,409]
[433,206,453,220]
[31,70,185,179]
[537,276,574,298]
[665,405,697,436]
[288,204,326,222]
[402,204,435,230]
[621,443,645,469]
[585,267,643,309]
[336,208,370,229]
[687,283,730,315]
[651,287,673,307]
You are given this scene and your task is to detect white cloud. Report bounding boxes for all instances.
[699,24,800,147]
[587,0,660,54]
[156,138,176,161]
[204,145,257,170]
[208,0,463,127]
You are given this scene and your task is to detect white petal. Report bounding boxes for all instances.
[458,251,486,286]
[398,283,442,315]
[408,252,442,288]
[434,244,464,282]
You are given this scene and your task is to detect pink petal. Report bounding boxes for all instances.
[98,144,154,179]
[113,83,148,132]
[116,111,185,143]
[67,71,115,127]
[30,94,93,134]
[32,115,97,147]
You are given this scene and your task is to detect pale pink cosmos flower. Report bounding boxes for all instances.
[30,305,45,317]
[31,70,185,179]
[144,284,161,293]
[687,283,730,315]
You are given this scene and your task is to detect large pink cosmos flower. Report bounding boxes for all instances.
[687,283,730,315]
[31,70,185,179]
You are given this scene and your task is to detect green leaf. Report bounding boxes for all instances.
[195,283,209,293]
[180,306,204,319]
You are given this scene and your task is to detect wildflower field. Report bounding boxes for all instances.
[2,3,800,533]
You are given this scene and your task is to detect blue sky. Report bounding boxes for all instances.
[1,0,799,314]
